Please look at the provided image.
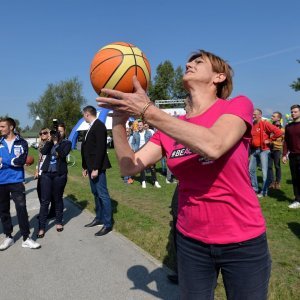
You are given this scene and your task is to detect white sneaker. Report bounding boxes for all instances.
[288,201,300,209]
[142,181,146,188]
[154,181,161,188]
[166,178,171,184]
[0,237,14,251]
[22,238,41,249]
[257,193,267,198]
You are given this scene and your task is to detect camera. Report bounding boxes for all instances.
[50,119,60,138]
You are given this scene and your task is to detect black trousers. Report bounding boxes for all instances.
[288,154,300,201]
[140,165,157,183]
[267,150,282,183]
[38,172,67,230]
[171,185,179,272]
[37,176,55,215]
[0,183,30,238]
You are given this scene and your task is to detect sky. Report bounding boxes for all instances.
[0,0,299,128]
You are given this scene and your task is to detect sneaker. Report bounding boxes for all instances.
[0,237,14,251]
[142,181,146,188]
[288,201,300,209]
[154,181,161,188]
[166,178,171,184]
[22,238,41,249]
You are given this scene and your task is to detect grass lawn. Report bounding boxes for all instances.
[26,147,300,299]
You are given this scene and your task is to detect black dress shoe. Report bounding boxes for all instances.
[94,226,112,236]
[84,219,103,227]
[167,274,179,284]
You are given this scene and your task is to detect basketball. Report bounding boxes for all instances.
[90,42,151,96]
[25,155,34,166]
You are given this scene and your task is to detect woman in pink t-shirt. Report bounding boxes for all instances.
[97,50,271,299]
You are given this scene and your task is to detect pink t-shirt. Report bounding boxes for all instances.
[150,96,266,244]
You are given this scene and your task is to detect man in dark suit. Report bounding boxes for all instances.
[81,106,113,236]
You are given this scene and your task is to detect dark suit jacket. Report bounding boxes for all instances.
[81,119,111,172]
[40,139,72,175]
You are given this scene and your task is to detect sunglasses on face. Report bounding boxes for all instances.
[39,131,49,136]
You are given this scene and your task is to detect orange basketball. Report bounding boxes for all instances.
[25,155,34,166]
[90,42,151,96]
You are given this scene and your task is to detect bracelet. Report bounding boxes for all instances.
[140,101,153,122]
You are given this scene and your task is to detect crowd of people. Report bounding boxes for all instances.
[249,105,300,209]
[0,119,72,247]
[0,47,299,299]
[123,116,179,187]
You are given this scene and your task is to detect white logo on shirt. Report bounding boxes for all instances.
[170,147,193,158]
[170,147,214,165]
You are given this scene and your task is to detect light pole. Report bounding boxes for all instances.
[35,116,40,142]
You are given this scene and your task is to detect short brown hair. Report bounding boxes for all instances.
[188,50,233,99]
[0,117,16,130]
[290,104,300,111]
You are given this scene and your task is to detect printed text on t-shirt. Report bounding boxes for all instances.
[170,147,193,158]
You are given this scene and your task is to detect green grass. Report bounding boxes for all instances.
[26,147,300,299]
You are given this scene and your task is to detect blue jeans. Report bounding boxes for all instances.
[249,149,270,195]
[177,232,271,300]
[89,171,112,228]
[161,157,167,175]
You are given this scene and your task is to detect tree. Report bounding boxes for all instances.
[28,77,86,134]
[172,66,188,99]
[290,59,300,91]
[148,61,187,103]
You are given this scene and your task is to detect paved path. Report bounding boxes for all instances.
[0,174,178,300]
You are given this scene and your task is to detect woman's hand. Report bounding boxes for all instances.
[96,76,151,118]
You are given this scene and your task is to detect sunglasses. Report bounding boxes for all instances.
[39,131,49,136]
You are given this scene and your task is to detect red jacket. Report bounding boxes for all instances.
[251,120,283,151]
